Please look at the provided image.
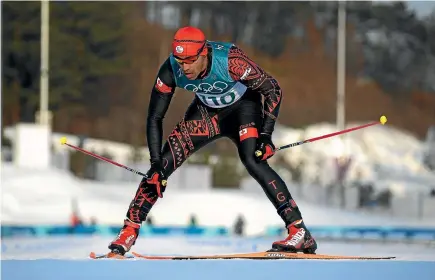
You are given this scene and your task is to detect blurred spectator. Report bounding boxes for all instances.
[78,135,87,148]
[376,189,392,208]
[146,216,154,226]
[430,188,435,197]
[358,183,374,208]
[188,214,197,227]
[353,169,375,208]
[70,211,83,227]
[234,215,245,236]
[1,136,13,162]
[334,156,352,208]
[70,198,83,227]
[335,156,352,183]
[89,217,98,226]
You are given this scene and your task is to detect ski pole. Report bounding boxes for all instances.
[59,137,167,186]
[255,115,387,158]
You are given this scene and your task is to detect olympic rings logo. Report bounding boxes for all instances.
[184,81,229,94]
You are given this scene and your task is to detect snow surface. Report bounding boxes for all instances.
[2,163,435,237]
[2,249,435,280]
[2,236,435,261]
[2,161,435,280]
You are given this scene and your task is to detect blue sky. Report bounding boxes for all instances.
[373,1,435,18]
[406,1,435,18]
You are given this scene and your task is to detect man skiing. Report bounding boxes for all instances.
[108,26,317,255]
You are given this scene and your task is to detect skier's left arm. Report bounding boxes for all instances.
[227,45,282,135]
[228,45,282,161]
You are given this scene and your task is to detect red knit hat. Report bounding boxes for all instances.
[172,26,207,58]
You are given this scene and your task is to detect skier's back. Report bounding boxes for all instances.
[108,26,317,256]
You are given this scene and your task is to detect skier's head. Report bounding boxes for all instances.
[172,26,208,80]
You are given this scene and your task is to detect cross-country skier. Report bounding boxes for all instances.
[108,26,317,255]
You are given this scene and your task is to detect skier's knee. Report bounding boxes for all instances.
[239,152,259,172]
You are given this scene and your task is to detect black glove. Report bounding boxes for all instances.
[145,160,167,198]
[255,133,276,162]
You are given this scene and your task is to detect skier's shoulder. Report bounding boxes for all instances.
[228,43,247,55]
[154,56,176,93]
[226,44,259,82]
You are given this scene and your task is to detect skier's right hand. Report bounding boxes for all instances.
[145,160,167,198]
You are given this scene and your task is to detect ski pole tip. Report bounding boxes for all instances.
[380,115,387,125]
[60,136,67,145]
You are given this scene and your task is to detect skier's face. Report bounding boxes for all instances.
[175,55,207,80]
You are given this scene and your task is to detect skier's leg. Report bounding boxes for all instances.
[125,101,221,224]
[227,99,317,253]
[109,100,221,254]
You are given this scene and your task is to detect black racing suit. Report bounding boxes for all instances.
[126,44,303,227]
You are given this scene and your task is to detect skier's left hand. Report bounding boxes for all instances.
[255,133,276,162]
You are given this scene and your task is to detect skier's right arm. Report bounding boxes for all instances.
[146,58,176,164]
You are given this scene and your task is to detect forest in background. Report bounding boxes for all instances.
[3,1,435,148]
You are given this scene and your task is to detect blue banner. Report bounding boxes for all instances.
[1,225,229,238]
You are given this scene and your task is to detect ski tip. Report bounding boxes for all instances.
[89,252,97,259]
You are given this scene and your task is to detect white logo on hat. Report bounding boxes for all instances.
[175,45,184,54]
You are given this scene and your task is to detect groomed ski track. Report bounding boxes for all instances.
[2,236,435,280]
